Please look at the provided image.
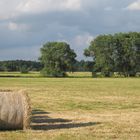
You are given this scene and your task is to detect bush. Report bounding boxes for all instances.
[20,65,29,74]
[41,68,67,77]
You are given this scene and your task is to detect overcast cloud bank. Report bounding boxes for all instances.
[0,0,140,60]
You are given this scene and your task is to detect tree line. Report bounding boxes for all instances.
[0,60,43,73]
[0,60,93,73]
[0,32,139,77]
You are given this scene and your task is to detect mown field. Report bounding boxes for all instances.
[0,72,140,140]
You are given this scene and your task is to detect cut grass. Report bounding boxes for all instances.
[0,72,140,140]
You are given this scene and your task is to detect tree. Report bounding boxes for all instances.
[113,32,140,76]
[40,42,77,77]
[84,34,115,77]
[73,60,94,72]
[84,32,140,77]
[20,65,29,74]
[0,60,42,72]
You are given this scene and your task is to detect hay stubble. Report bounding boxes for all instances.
[0,74,140,140]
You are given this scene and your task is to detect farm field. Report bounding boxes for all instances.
[0,72,92,78]
[0,72,140,140]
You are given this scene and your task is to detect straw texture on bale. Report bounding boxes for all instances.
[0,90,30,130]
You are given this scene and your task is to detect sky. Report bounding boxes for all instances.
[0,0,140,60]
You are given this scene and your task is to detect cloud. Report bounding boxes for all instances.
[0,0,140,60]
[70,33,94,59]
[16,0,81,14]
[127,0,140,10]
[104,7,113,11]
[74,34,93,46]
[8,22,30,31]
[0,0,19,19]
[0,0,81,20]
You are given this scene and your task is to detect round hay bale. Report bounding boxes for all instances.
[0,90,31,130]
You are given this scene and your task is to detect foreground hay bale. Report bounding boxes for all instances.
[0,90,30,130]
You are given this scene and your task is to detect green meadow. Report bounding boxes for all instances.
[0,72,140,140]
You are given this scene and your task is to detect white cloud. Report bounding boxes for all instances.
[0,0,19,19]
[8,22,30,31]
[74,34,93,46]
[17,0,81,14]
[0,0,81,19]
[127,0,140,10]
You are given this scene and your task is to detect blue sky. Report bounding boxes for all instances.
[0,0,140,60]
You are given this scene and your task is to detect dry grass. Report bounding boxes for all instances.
[0,72,140,139]
[0,90,31,130]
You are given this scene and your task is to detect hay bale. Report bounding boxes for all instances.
[0,90,31,130]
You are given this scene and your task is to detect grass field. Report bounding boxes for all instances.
[0,72,140,140]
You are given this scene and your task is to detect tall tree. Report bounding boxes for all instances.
[84,32,140,77]
[40,42,77,77]
[113,32,140,76]
[84,35,115,76]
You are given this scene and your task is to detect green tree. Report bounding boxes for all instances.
[20,65,29,73]
[84,32,140,77]
[40,42,77,77]
[0,60,42,72]
[85,35,115,77]
[113,32,140,76]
